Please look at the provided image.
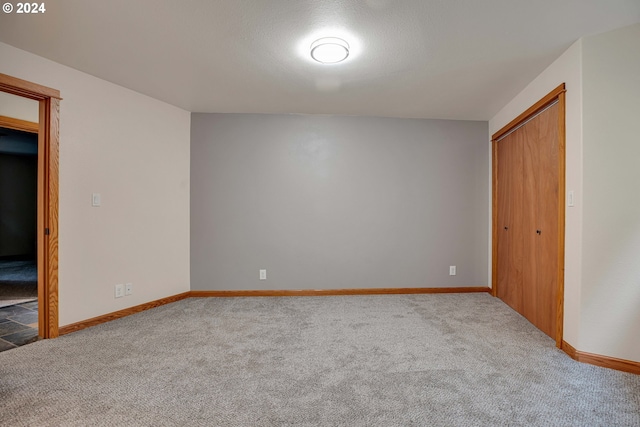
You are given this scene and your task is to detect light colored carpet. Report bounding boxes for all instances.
[0,293,638,426]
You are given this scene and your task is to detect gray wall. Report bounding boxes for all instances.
[191,113,488,290]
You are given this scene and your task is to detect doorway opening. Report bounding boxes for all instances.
[0,73,60,342]
[0,121,39,350]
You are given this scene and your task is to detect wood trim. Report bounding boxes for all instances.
[1,73,60,339]
[575,352,640,375]
[190,287,491,298]
[555,90,567,348]
[491,84,566,347]
[491,139,499,297]
[59,292,192,335]
[44,98,60,338]
[0,115,38,133]
[0,72,61,100]
[492,83,566,142]
[562,341,640,375]
[561,340,577,359]
[36,110,45,335]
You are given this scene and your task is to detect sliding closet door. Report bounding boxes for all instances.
[522,103,559,338]
[496,128,524,313]
[493,84,565,345]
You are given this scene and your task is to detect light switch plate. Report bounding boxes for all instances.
[115,284,124,298]
[92,193,101,207]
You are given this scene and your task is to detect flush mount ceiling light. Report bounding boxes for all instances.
[310,37,350,64]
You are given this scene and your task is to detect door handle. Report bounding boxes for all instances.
[536,230,541,235]
[504,226,508,230]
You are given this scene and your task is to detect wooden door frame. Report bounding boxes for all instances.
[0,73,60,339]
[0,115,39,133]
[491,83,566,348]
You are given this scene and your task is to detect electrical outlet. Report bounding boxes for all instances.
[449,266,456,276]
[115,284,124,298]
[125,283,133,296]
[259,269,267,280]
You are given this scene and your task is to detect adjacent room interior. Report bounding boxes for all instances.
[0,1,638,425]
[0,92,40,350]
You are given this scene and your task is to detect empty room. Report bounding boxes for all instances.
[0,1,639,426]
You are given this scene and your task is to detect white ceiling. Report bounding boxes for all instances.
[1,0,639,120]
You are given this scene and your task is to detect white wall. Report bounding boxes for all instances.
[488,40,583,348]
[580,23,640,362]
[0,42,191,326]
[0,91,39,122]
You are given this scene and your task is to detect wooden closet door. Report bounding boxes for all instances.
[496,128,524,313]
[493,83,565,346]
[522,103,559,338]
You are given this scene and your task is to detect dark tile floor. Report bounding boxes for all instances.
[0,300,39,352]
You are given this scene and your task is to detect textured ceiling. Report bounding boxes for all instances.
[0,0,639,120]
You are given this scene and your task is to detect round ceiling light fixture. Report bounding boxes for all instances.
[310,37,350,64]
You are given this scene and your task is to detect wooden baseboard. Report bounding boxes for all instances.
[562,340,640,375]
[58,292,191,335]
[189,287,491,298]
[561,340,577,358]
